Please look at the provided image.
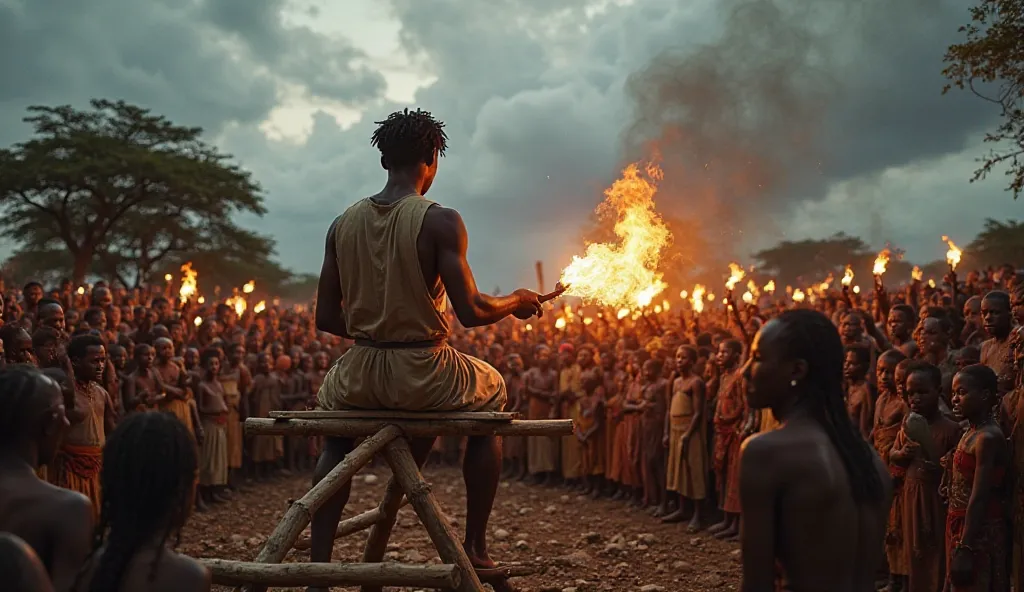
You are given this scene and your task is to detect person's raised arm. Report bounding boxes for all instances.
[432,207,540,327]
[315,218,349,338]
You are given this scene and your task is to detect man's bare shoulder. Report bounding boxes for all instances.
[422,204,463,233]
[153,552,211,592]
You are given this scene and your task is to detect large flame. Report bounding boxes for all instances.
[942,236,962,270]
[873,249,890,276]
[841,265,854,287]
[559,163,670,308]
[725,263,745,291]
[179,262,198,304]
[691,284,706,314]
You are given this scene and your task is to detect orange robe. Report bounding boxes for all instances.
[713,369,745,514]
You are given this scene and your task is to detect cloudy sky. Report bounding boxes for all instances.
[0,0,1018,290]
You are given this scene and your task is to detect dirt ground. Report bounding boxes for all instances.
[180,466,742,592]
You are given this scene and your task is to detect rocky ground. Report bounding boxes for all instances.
[180,466,742,592]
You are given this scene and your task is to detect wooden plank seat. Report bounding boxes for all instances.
[206,411,573,592]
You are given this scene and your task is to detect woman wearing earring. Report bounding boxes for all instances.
[737,309,892,592]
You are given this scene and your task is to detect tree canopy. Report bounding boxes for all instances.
[966,218,1024,266]
[751,233,872,287]
[0,99,281,286]
[943,0,1024,199]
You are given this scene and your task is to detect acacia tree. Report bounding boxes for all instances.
[0,99,270,284]
[752,233,873,287]
[944,0,1024,198]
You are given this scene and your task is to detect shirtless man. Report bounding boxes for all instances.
[310,108,545,590]
[843,344,874,439]
[0,366,93,592]
[126,343,164,412]
[740,309,892,592]
[979,291,1014,396]
[886,304,918,358]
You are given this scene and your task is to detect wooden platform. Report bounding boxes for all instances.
[208,411,573,592]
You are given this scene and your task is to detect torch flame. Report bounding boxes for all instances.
[742,291,753,304]
[942,236,962,270]
[179,262,198,304]
[254,300,266,314]
[164,273,172,282]
[226,294,246,316]
[559,163,670,308]
[555,317,567,330]
[242,280,255,294]
[764,280,776,293]
[793,289,806,302]
[912,266,923,281]
[841,265,854,287]
[690,284,706,314]
[873,249,890,276]
[928,279,936,288]
[819,274,834,291]
[76,286,85,295]
[746,279,760,298]
[679,290,688,299]
[194,316,203,327]
[725,262,745,291]
[617,308,630,320]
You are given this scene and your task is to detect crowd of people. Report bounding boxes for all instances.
[0,263,1022,592]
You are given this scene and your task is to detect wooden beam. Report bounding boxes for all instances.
[249,425,402,576]
[293,498,410,550]
[246,418,573,438]
[384,438,486,592]
[201,559,460,589]
[270,410,519,421]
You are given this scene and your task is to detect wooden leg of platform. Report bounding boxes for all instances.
[359,476,406,592]
[384,438,486,592]
[245,425,403,592]
[293,498,410,551]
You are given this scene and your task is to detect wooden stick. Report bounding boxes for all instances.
[251,425,402,566]
[246,418,574,438]
[539,283,568,304]
[293,498,410,550]
[384,438,485,592]
[201,559,460,589]
[270,410,519,421]
[361,477,407,592]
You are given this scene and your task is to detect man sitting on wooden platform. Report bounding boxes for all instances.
[311,107,548,591]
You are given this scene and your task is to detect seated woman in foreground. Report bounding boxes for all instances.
[74,412,210,592]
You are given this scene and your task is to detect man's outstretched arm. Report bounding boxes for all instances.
[431,207,539,327]
[315,219,350,338]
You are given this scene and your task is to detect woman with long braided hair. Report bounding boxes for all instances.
[738,309,892,592]
[75,411,210,592]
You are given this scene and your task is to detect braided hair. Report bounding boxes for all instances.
[370,108,448,169]
[85,412,197,592]
[774,309,886,504]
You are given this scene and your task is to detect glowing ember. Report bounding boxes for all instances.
[942,236,962,270]
[525,324,533,331]
[853,285,861,294]
[928,279,936,288]
[198,296,205,304]
[555,317,567,330]
[179,262,198,304]
[792,289,806,302]
[76,286,85,295]
[707,292,715,301]
[164,273,172,282]
[662,300,670,311]
[559,164,670,308]
[653,305,662,314]
[912,266,923,282]
[253,300,266,314]
[873,249,890,276]
[194,316,203,327]
[841,265,854,287]
[679,290,689,300]
[617,308,630,320]
[584,317,594,325]
[725,262,745,291]
[690,285,706,314]
[242,280,256,294]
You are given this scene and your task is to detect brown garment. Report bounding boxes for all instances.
[666,377,708,499]
[894,417,963,592]
[317,195,505,412]
[560,366,583,480]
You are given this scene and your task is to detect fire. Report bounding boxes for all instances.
[584,317,594,325]
[679,290,689,300]
[662,300,670,311]
[853,285,861,294]
[841,265,854,287]
[242,280,256,294]
[194,316,203,327]
[198,296,206,304]
[942,236,962,270]
[928,279,936,288]
[555,317,567,330]
[179,262,198,304]
[76,286,85,295]
[690,285,706,314]
[707,292,715,301]
[819,274,834,291]
[746,279,760,298]
[912,266,923,281]
[725,263,745,291]
[253,300,266,314]
[226,294,246,316]
[164,273,172,282]
[873,249,890,276]
[792,289,806,302]
[764,280,775,293]
[653,305,662,314]
[525,324,533,331]
[559,164,670,308]
[617,308,630,320]
[742,291,753,304]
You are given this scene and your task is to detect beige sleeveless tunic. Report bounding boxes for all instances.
[317,194,506,412]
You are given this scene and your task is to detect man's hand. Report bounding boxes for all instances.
[512,289,543,320]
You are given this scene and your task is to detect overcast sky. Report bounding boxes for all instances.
[1,0,1019,291]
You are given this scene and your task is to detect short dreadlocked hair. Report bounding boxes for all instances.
[370,108,448,169]
[84,412,197,592]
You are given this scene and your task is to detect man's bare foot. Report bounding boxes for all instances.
[715,523,739,540]
[686,514,704,533]
[707,520,729,534]
[661,509,686,523]
[610,489,625,501]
